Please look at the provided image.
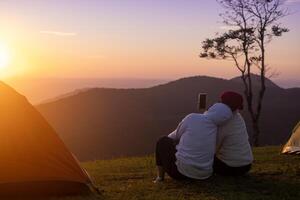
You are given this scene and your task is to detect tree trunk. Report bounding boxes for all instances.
[252,119,260,146]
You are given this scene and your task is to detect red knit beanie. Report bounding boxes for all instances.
[221,91,243,111]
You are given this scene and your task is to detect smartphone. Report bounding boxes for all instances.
[198,93,207,111]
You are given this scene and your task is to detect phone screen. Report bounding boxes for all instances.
[198,93,207,111]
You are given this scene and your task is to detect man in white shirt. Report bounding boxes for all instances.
[214,92,253,176]
[154,92,245,182]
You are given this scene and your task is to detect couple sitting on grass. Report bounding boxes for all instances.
[154,91,253,182]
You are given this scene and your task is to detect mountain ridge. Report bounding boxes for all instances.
[36,75,286,106]
[36,75,300,161]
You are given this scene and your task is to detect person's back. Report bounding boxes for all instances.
[215,112,253,175]
[174,103,233,179]
[175,113,219,179]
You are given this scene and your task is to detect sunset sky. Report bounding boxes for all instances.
[0,0,299,83]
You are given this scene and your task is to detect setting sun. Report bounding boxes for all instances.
[0,44,10,69]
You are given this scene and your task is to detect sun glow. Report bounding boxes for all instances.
[0,44,10,70]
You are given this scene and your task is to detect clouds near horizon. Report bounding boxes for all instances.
[40,31,77,36]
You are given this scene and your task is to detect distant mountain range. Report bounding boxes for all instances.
[36,75,300,161]
[4,78,169,104]
[4,77,300,104]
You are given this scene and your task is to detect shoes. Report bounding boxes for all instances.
[153,176,164,183]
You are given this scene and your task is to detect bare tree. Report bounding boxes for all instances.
[200,0,289,146]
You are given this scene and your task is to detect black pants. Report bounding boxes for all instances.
[213,157,252,176]
[155,136,189,180]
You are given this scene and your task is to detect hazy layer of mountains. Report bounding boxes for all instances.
[4,78,169,104]
[4,77,299,104]
[35,75,300,161]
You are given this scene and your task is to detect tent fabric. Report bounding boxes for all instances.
[282,121,300,154]
[0,82,91,194]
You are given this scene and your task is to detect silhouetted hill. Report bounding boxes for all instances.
[230,74,282,89]
[36,76,300,161]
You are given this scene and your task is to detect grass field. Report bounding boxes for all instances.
[19,147,300,200]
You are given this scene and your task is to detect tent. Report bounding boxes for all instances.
[282,121,300,154]
[0,82,93,197]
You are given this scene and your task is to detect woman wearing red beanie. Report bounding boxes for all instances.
[214,91,253,176]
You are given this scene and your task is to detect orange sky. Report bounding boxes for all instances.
[0,0,299,82]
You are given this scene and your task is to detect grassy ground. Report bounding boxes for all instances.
[19,147,300,200]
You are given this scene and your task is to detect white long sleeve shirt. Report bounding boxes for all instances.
[216,112,253,167]
[168,103,232,179]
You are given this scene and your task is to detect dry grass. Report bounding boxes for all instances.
[13,146,300,200]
